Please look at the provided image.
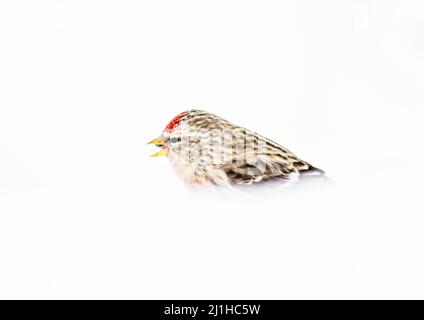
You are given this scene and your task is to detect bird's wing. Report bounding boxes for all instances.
[217,129,323,184]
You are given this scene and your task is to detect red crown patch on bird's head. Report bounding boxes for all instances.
[165,112,186,131]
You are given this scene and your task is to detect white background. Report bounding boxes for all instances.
[1,1,423,299]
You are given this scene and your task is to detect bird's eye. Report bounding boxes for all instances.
[170,137,181,144]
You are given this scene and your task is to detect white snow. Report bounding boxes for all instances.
[0,0,423,299]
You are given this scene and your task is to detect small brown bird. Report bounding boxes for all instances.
[149,110,324,185]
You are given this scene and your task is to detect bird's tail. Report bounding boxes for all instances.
[299,163,325,176]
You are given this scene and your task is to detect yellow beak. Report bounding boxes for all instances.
[150,148,168,157]
[147,138,166,146]
[148,138,168,157]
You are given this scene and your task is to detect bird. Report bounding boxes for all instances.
[148,109,324,185]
